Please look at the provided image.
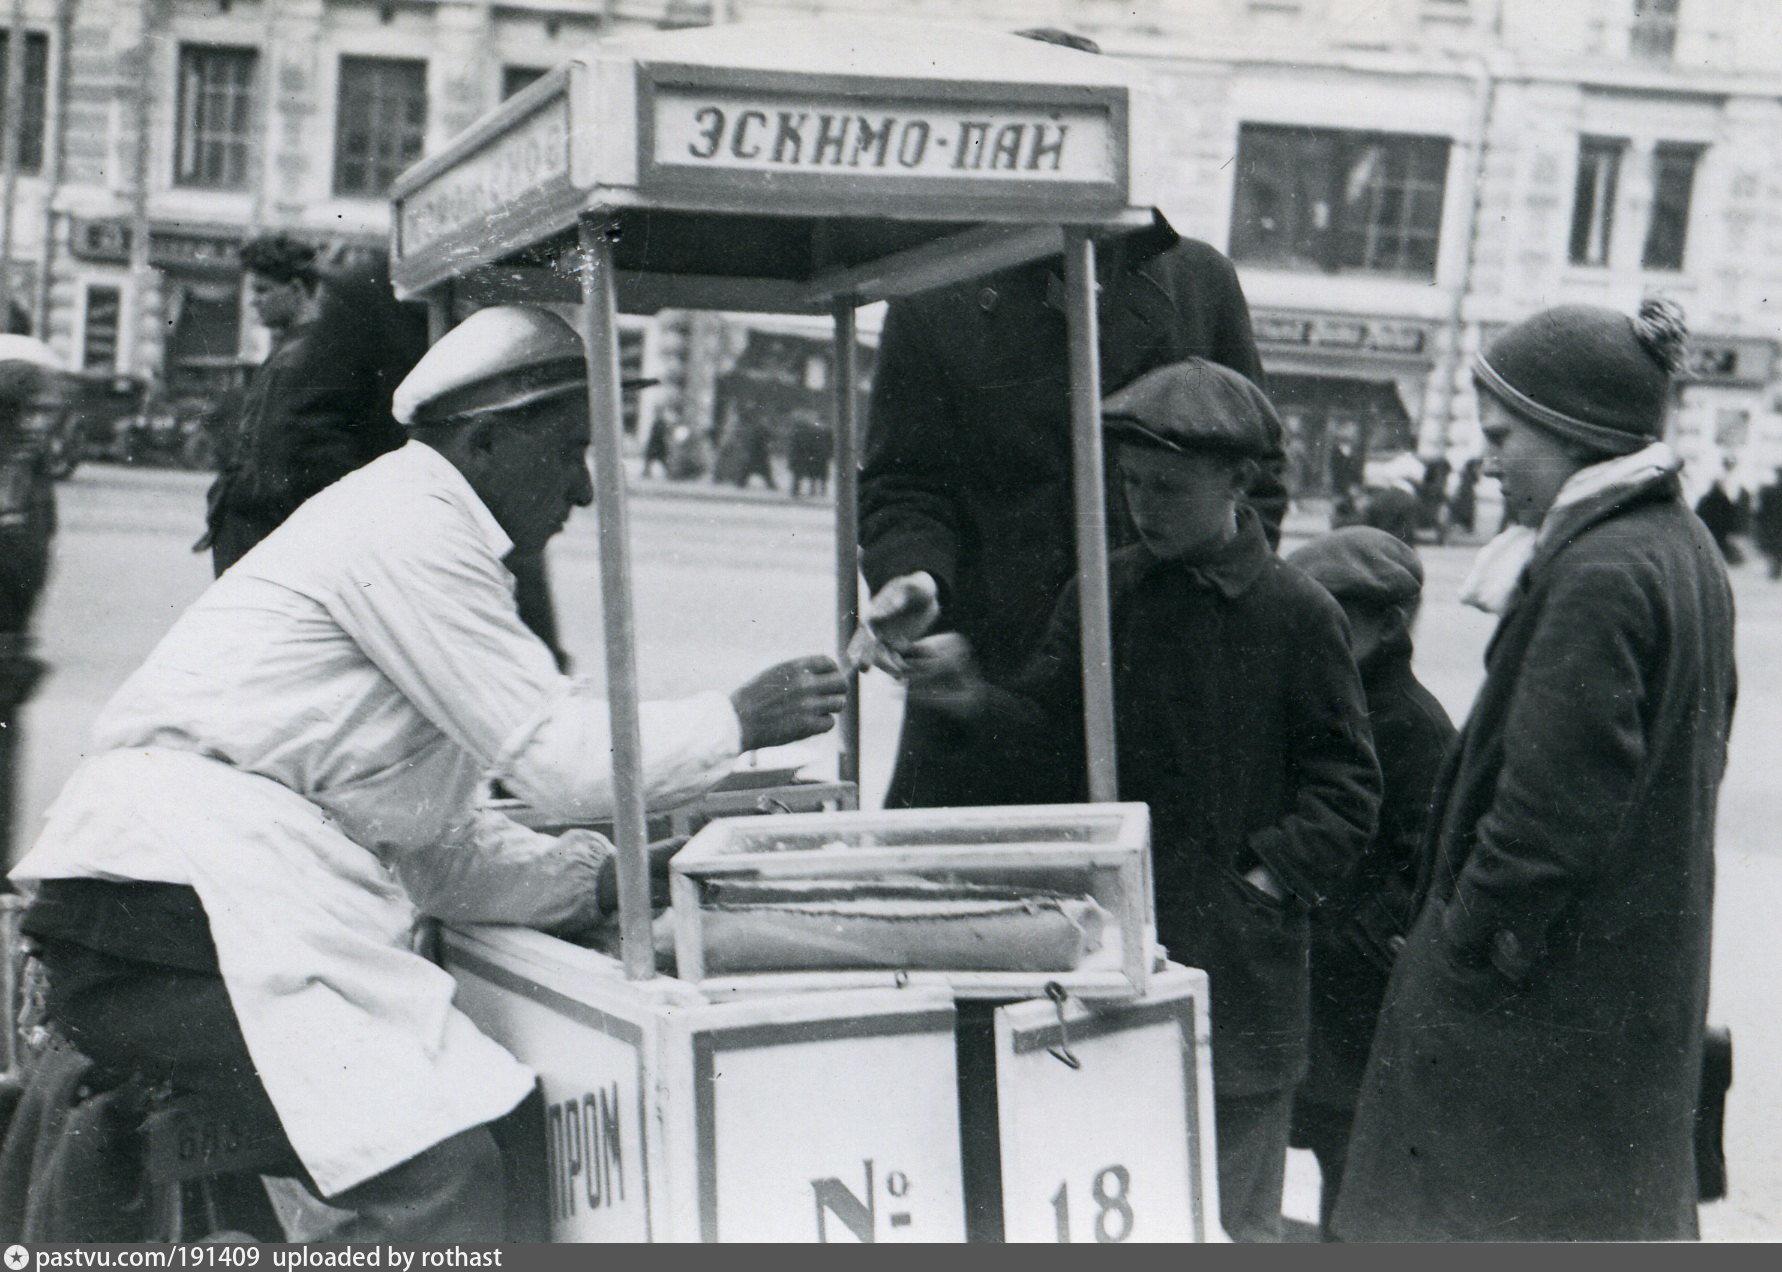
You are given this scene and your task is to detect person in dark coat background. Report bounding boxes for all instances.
[854,210,1277,809]
[1753,468,1782,580]
[200,239,427,576]
[902,360,1379,1241]
[1694,460,1746,564]
[1334,300,1738,1242]
[1283,527,1456,1239]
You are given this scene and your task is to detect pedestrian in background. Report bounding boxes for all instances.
[1335,300,1737,1242]
[200,239,428,575]
[0,337,65,862]
[788,411,833,498]
[901,360,1379,1242]
[1753,467,1782,580]
[0,338,63,645]
[1694,458,1746,564]
[1283,526,1456,1240]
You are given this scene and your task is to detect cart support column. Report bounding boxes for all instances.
[1063,228,1118,803]
[831,298,861,788]
[578,218,654,979]
[425,286,452,343]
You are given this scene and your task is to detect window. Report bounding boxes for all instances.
[0,30,49,176]
[1643,143,1701,271]
[175,45,257,189]
[1229,124,1451,278]
[82,285,122,373]
[1631,0,1679,61]
[333,56,426,197]
[1569,137,1624,266]
[502,65,546,100]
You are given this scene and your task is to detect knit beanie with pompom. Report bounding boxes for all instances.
[1472,298,1688,457]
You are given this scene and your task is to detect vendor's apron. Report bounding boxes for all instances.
[14,747,535,1196]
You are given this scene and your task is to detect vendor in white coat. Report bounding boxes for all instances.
[10,305,848,1241]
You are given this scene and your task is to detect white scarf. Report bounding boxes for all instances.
[1460,442,1682,614]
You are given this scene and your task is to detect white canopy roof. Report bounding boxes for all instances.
[390,19,1160,313]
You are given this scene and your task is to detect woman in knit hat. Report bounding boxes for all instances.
[1334,300,1738,1241]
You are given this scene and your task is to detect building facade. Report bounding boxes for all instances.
[4,0,1780,489]
[4,0,699,417]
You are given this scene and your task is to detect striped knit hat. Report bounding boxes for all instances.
[1472,299,1687,457]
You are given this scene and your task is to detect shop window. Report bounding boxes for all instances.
[1569,137,1625,267]
[82,284,122,373]
[1643,143,1701,272]
[1631,0,1680,61]
[502,65,546,100]
[0,30,48,176]
[1229,124,1450,278]
[333,56,427,197]
[175,45,258,190]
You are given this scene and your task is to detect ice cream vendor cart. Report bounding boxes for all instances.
[388,18,1221,1242]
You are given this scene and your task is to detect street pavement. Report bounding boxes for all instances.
[14,462,1782,1240]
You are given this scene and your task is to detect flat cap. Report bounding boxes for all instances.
[1102,357,1280,459]
[393,305,585,427]
[1286,526,1424,608]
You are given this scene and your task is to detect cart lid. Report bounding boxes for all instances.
[390,19,1161,314]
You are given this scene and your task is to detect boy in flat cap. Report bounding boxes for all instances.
[1283,527,1456,1239]
[906,357,1380,1242]
[1335,301,1736,1241]
[14,305,848,1241]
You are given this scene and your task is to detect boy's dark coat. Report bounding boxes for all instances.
[859,219,1277,810]
[982,510,1381,1094]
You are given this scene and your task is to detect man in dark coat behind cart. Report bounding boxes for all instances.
[854,208,1277,808]
[1334,300,1738,1242]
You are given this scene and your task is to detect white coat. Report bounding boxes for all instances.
[14,442,741,1195]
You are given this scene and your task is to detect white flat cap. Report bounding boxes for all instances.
[393,305,585,427]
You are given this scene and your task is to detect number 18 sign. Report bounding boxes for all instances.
[993,965,1223,1243]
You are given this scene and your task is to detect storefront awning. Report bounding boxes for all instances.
[1267,373,1409,424]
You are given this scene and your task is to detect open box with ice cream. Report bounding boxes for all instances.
[669,803,1155,1000]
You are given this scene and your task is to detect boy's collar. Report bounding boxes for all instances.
[1142,505,1271,598]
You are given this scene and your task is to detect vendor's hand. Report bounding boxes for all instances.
[731,655,849,751]
[901,633,986,719]
[596,835,690,912]
[848,572,940,675]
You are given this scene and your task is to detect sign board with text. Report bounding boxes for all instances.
[994,965,1222,1243]
[389,21,1156,302]
[635,64,1125,215]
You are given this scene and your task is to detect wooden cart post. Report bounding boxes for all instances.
[577,216,654,979]
[1063,229,1118,804]
[831,298,861,788]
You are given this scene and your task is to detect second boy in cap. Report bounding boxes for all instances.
[1283,526,1456,1238]
[904,357,1380,1242]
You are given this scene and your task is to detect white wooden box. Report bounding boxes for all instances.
[668,803,1154,1001]
[993,964,1224,1242]
[444,924,965,1242]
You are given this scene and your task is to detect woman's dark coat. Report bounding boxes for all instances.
[1334,480,1737,1242]
[859,215,1275,809]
